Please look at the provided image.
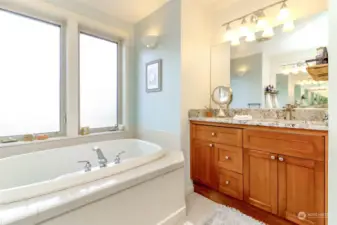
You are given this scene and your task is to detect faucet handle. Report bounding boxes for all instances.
[116,151,126,157]
[78,161,92,172]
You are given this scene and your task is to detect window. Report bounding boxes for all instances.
[79,32,119,131]
[0,10,62,138]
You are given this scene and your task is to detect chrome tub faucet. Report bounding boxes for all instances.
[92,146,108,168]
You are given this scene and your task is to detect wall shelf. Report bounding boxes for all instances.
[306,64,328,81]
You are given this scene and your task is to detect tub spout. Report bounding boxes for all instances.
[92,146,108,168]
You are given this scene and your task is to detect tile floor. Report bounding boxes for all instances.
[176,193,218,225]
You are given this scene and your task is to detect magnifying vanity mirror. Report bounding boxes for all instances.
[211,86,233,117]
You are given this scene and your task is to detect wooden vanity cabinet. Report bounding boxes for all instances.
[243,149,278,214]
[190,139,218,189]
[278,155,325,225]
[190,121,327,225]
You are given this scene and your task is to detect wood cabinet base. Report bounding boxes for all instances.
[194,182,296,225]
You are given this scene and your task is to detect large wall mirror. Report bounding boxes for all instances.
[211,11,328,109]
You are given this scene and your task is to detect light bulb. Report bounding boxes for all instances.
[245,32,256,42]
[239,18,250,36]
[256,10,268,30]
[283,20,295,32]
[256,19,268,30]
[231,36,240,46]
[278,2,290,21]
[262,27,274,38]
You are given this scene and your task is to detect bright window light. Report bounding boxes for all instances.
[79,33,118,129]
[0,10,61,137]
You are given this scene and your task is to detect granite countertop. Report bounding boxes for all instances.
[190,117,328,131]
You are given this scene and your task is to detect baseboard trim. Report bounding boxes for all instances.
[157,206,186,225]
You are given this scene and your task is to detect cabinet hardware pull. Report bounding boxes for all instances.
[209,143,213,147]
[211,132,216,136]
[270,155,276,160]
[225,156,230,160]
[225,180,230,185]
[278,156,284,162]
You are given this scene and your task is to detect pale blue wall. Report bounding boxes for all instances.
[230,53,263,108]
[134,0,181,134]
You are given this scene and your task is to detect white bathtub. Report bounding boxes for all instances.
[0,139,166,205]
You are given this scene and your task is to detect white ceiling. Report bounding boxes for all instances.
[46,0,237,24]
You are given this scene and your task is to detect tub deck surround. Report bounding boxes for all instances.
[190,119,328,225]
[0,139,166,204]
[0,151,184,225]
[190,117,328,131]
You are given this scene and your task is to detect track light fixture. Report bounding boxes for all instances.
[221,0,294,46]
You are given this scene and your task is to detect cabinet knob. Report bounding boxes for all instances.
[270,155,276,160]
[211,132,216,136]
[209,143,213,147]
[225,156,230,160]
[278,156,284,162]
[225,180,230,185]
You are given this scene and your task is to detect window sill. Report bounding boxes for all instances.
[0,131,127,149]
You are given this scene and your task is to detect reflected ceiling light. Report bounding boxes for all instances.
[239,17,250,36]
[283,20,295,32]
[231,36,240,46]
[262,26,274,38]
[245,32,256,42]
[278,1,290,21]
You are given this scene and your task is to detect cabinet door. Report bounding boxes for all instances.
[191,139,218,189]
[243,149,278,214]
[278,155,325,225]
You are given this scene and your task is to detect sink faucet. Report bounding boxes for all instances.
[114,151,126,164]
[283,104,296,120]
[92,146,108,168]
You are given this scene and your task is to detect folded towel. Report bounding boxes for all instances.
[233,115,253,121]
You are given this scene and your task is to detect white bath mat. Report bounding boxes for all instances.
[203,205,265,225]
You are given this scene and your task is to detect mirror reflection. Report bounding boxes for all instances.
[215,11,328,109]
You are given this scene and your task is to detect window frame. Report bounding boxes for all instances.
[0,8,66,140]
[78,28,123,134]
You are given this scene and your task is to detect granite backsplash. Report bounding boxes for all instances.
[189,108,328,122]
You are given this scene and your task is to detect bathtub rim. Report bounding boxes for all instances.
[0,139,165,205]
[0,151,184,225]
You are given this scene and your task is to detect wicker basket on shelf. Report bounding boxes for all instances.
[306,64,328,81]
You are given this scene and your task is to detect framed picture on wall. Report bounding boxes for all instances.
[146,59,162,93]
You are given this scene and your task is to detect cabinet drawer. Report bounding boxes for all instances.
[217,144,243,174]
[243,129,325,161]
[219,169,243,200]
[193,125,242,147]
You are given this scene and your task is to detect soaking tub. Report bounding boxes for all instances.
[0,139,166,205]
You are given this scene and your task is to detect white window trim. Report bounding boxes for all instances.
[0,5,128,148]
[0,8,67,140]
[78,28,123,134]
